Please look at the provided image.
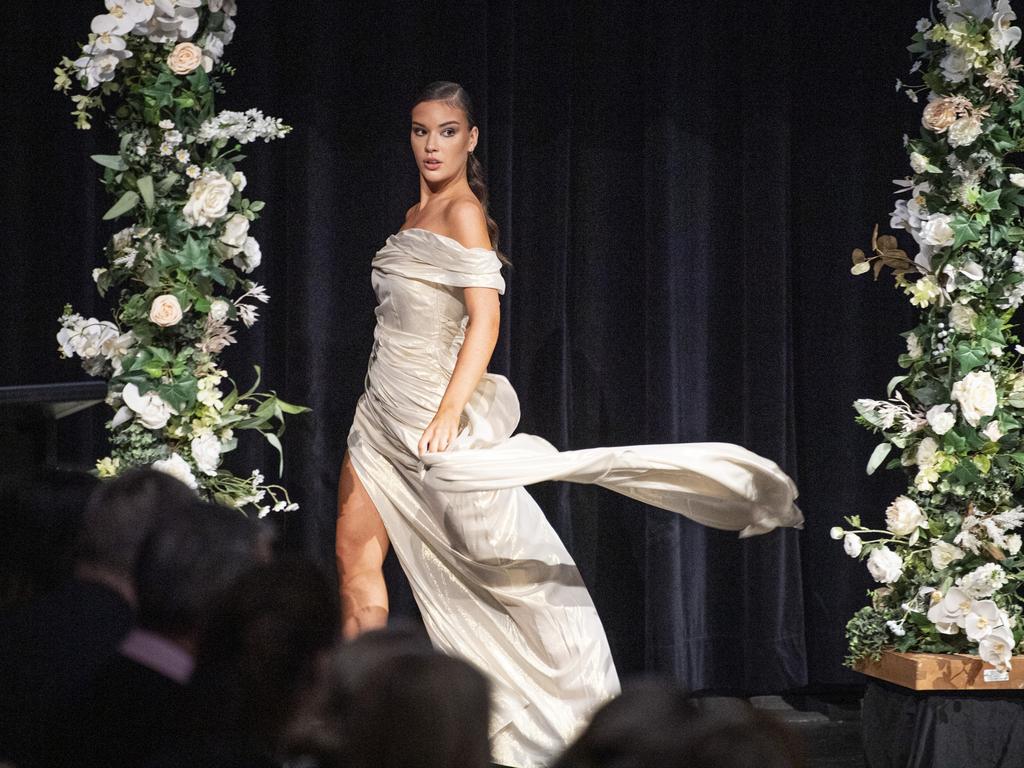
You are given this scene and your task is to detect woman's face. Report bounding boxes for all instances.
[410,99,478,184]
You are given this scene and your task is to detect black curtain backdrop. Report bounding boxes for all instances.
[2,0,957,691]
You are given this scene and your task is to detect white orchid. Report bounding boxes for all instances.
[979,626,1015,670]
[991,0,1022,51]
[964,599,1009,641]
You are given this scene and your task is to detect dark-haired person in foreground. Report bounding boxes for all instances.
[146,558,337,768]
[552,679,805,768]
[0,467,194,767]
[291,626,491,768]
[60,498,266,768]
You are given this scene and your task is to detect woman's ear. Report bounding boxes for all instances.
[469,125,479,153]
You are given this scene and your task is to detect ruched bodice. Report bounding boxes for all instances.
[345,226,802,768]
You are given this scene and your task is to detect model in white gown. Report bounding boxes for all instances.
[345,226,803,768]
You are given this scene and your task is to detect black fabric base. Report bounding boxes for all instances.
[862,679,1024,768]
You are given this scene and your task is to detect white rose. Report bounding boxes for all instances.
[233,236,262,273]
[983,420,1004,442]
[1011,173,1024,187]
[940,48,973,84]
[844,533,863,557]
[916,436,940,467]
[925,406,955,436]
[122,382,177,430]
[920,213,956,247]
[149,294,183,327]
[219,212,249,250]
[152,452,198,490]
[190,432,222,476]
[947,116,984,148]
[910,152,929,174]
[183,170,235,227]
[886,495,928,536]
[830,526,845,540]
[951,370,998,426]
[230,171,247,191]
[949,303,977,334]
[931,540,966,569]
[867,546,904,584]
[203,34,225,62]
[209,298,230,322]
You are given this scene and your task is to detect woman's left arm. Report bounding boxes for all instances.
[417,286,501,455]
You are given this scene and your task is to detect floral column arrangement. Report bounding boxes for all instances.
[839,0,1024,673]
[54,0,308,516]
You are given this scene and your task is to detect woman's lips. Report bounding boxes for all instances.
[424,159,442,170]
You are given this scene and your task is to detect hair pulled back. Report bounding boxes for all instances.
[412,81,510,267]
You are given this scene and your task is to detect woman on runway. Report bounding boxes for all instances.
[336,80,802,768]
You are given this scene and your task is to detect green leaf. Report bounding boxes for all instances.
[866,443,893,475]
[264,431,284,476]
[951,217,982,250]
[953,345,987,374]
[277,398,312,415]
[91,154,127,171]
[154,172,180,195]
[240,366,263,400]
[102,190,140,220]
[909,378,948,408]
[978,189,1002,212]
[943,430,968,453]
[157,379,197,413]
[886,375,908,397]
[137,175,155,208]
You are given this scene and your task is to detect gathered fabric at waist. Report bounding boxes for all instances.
[362,325,462,433]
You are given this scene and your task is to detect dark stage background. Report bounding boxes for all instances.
[3,0,951,691]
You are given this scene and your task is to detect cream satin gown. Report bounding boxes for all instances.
[345,227,803,768]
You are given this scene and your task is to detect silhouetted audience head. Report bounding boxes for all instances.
[134,498,266,646]
[146,558,337,767]
[677,697,805,768]
[0,467,99,610]
[552,678,804,768]
[295,626,490,768]
[552,678,699,768]
[76,467,197,603]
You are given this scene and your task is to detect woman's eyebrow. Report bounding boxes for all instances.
[411,120,460,127]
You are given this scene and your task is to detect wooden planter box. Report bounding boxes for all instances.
[857,650,1024,691]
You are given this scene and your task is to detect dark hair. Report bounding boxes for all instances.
[134,499,263,637]
[0,468,99,609]
[552,678,699,768]
[412,80,511,267]
[78,466,197,578]
[295,627,490,768]
[182,558,338,758]
[553,678,805,768]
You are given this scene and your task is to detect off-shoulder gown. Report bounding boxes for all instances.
[345,227,803,768]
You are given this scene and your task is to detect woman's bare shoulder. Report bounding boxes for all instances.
[443,196,490,250]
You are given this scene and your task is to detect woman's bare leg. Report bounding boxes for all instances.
[336,450,390,639]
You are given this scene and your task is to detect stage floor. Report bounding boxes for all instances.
[750,694,863,768]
